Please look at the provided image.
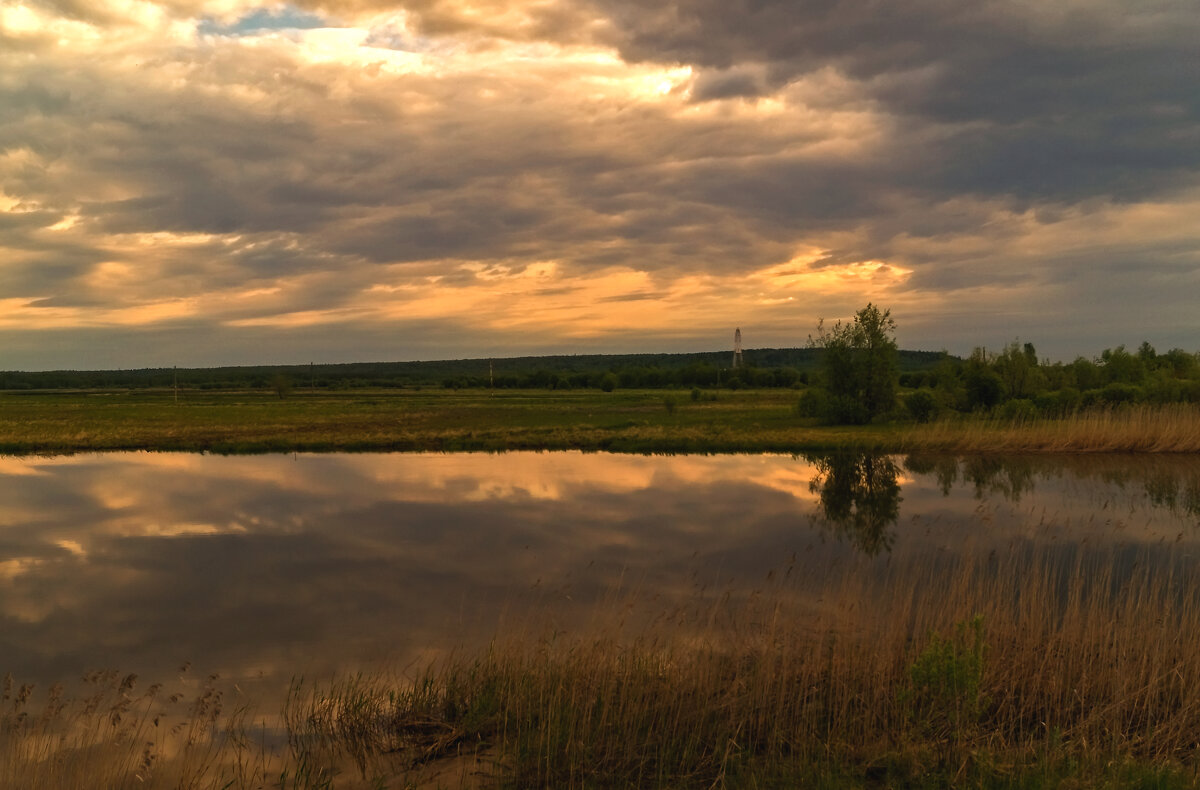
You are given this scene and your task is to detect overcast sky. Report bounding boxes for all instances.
[2,0,1198,369]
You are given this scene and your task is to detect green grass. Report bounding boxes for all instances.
[0,388,886,455]
[3,389,1198,455]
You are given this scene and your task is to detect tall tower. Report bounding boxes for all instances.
[733,327,744,369]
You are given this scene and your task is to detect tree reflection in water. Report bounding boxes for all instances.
[903,453,1200,522]
[806,452,902,556]
[904,454,1038,502]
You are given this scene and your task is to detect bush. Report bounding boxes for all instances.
[662,395,678,414]
[904,390,939,423]
[599,373,618,392]
[1034,388,1080,417]
[1144,377,1185,404]
[964,366,1003,411]
[901,616,987,744]
[1099,382,1142,405]
[690,388,702,402]
[795,388,829,418]
[997,398,1038,422]
[271,374,292,399]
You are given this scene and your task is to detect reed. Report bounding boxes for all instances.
[0,669,272,789]
[7,540,1200,787]
[903,403,1200,453]
[279,540,1200,787]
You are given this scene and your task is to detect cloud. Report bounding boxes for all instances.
[689,65,767,102]
[0,0,1198,368]
[584,0,1200,203]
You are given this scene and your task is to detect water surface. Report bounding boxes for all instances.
[1,451,1197,698]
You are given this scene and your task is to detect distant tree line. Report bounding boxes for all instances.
[798,304,1200,425]
[0,348,945,393]
[900,340,1200,422]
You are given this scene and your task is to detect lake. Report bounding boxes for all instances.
[2,451,1198,704]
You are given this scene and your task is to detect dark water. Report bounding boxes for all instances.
[1,451,1197,697]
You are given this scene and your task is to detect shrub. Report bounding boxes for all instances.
[795,388,828,418]
[997,398,1038,422]
[905,390,939,423]
[964,366,1003,411]
[901,615,987,744]
[1034,388,1080,417]
[1099,382,1142,405]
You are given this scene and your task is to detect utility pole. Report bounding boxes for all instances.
[489,359,495,396]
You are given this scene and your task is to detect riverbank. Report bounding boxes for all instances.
[7,542,1200,788]
[1,389,1198,455]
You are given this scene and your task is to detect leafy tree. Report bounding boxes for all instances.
[1068,356,1102,390]
[1099,345,1146,384]
[810,303,899,424]
[993,340,1045,400]
[270,373,292,399]
[963,348,1003,410]
[1159,348,1198,379]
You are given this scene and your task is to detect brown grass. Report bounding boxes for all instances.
[902,403,1200,453]
[6,538,1200,787]
[285,539,1200,787]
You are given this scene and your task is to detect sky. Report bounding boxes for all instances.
[2,0,1199,370]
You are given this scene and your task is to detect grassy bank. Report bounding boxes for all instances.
[7,542,1200,788]
[1,389,1199,454]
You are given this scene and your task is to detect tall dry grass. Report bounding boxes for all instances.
[7,540,1200,787]
[0,668,279,789]
[904,403,1200,453]
[314,541,1200,787]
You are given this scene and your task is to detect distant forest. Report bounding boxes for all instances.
[4,343,1199,418]
[0,348,946,391]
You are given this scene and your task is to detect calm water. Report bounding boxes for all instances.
[1,451,1198,698]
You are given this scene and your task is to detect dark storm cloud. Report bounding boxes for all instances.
[689,66,766,102]
[2,0,1199,366]
[583,0,1200,203]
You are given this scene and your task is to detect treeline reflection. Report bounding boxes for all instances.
[902,453,1200,520]
[803,452,1200,556]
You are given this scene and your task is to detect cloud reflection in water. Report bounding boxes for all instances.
[0,451,1197,697]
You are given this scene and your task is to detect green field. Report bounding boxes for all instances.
[0,388,887,455]
[1,388,1198,454]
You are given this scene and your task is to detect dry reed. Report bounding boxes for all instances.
[7,538,1200,787]
[347,539,1200,787]
[903,403,1200,453]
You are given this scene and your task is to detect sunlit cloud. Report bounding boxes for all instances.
[1,0,1198,368]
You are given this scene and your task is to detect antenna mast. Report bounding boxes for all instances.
[732,328,744,369]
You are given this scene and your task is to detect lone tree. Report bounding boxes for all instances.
[810,303,899,424]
